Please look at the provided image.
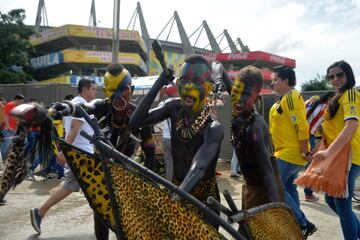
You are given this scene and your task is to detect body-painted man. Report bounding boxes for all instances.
[213,63,283,209]
[129,55,224,228]
[92,64,156,240]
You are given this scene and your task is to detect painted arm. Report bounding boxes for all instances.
[179,122,224,193]
[139,126,157,170]
[211,61,233,95]
[129,70,174,129]
[249,123,281,202]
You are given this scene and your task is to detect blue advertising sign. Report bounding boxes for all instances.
[30,52,64,69]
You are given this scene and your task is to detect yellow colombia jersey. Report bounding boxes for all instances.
[269,89,309,166]
[323,89,360,166]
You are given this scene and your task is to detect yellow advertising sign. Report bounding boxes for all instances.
[62,50,146,72]
[30,24,146,52]
[30,25,68,45]
[149,51,185,75]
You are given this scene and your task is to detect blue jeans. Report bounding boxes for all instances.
[277,158,308,227]
[231,149,240,175]
[29,153,64,178]
[325,164,360,240]
[304,134,316,196]
[0,129,15,160]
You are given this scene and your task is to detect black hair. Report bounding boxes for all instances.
[273,65,296,87]
[77,79,95,93]
[64,94,74,101]
[327,60,356,119]
[106,64,125,77]
[14,94,25,100]
[184,55,211,69]
[326,60,355,91]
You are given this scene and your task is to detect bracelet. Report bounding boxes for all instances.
[301,151,311,158]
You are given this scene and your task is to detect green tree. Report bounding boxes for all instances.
[0,9,35,84]
[301,73,333,91]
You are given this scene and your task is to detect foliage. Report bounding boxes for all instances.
[0,9,35,84]
[301,73,333,91]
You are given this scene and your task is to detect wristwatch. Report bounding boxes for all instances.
[301,151,311,159]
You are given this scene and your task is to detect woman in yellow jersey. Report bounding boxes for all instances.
[313,60,359,240]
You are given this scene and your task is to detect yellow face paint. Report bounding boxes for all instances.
[231,76,245,109]
[103,69,131,98]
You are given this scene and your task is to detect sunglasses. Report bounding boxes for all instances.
[327,71,346,81]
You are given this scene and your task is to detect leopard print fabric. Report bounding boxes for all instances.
[59,141,114,230]
[245,206,303,240]
[0,125,27,199]
[173,177,220,218]
[110,165,224,240]
[59,141,224,239]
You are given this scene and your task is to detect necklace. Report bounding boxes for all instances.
[175,98,213,141]
[231,112,255,151]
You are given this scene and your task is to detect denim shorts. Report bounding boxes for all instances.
[61,164,80,192]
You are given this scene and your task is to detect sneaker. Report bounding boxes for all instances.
[305,194,319,202]
[230,173,241,178]
[301,221,317,239]
[27,169,35,180]
[30,208,42,234]
[0,198,6,205]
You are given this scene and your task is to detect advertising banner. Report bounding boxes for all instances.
[30,25,68,45]
[68,25,146,52]
[203,51,296,68]
[30,25,146,52]
[63,50,146,72]
[30,52,64,69]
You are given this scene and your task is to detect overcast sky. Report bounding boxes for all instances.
[1,0,359,87]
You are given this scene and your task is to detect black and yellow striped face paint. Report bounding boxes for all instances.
[231,75,260,117]
[103,69,132,98]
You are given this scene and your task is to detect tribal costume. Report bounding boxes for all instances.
[0,103,53,202]
[129,55,224,228]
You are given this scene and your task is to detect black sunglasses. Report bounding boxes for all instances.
[327,71,346,81]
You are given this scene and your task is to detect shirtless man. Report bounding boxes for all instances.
[129,55,224,227]
[213,63,282,209]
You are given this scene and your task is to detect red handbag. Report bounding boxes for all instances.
[295,140,351,198]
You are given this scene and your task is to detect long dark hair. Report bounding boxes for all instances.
[326,60,355,119]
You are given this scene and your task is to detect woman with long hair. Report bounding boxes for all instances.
[313,60,360,239]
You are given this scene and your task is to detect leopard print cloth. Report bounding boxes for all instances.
[0,125,27,199]
[59,141,224,239]
[245,206,303,240]
[173,177,220,218]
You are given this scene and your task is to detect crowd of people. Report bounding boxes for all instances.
[0,58,359,240]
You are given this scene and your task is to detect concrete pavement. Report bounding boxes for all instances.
[0,161,357,239]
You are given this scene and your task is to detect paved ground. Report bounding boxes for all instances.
[0,161,358,240]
